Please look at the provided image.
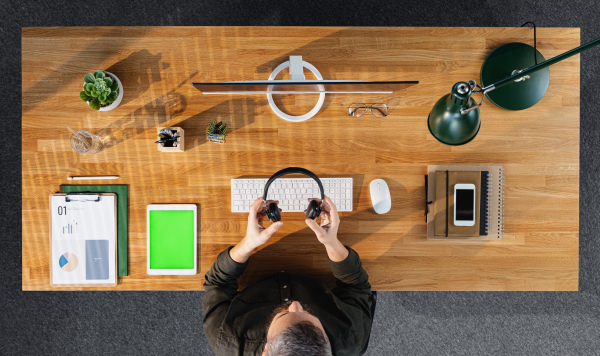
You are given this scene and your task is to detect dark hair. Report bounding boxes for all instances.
[265,320,332,356]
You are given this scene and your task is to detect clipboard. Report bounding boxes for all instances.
[49,193,118,287]
[61,184,128,277]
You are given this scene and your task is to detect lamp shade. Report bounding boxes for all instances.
[427,82,481,146]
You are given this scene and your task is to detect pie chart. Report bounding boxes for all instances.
[59,252,78,272]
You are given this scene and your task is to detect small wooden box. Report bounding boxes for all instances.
[157,127,184,152]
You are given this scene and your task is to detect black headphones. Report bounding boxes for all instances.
[263,167,325,222]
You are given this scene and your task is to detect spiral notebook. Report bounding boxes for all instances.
[426,165,505,240]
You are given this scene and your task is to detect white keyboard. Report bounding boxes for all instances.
[231,178,353,213]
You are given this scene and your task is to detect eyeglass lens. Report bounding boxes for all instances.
[349,104,368,118]
[370,104,387,117]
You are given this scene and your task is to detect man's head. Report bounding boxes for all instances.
[263,301,332,356]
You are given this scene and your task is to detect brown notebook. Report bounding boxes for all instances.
[434,171,481,237]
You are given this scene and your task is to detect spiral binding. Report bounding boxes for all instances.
[484,173,492,234]
[497,167,505,238]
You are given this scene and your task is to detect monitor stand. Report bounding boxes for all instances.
[267,56,325,122]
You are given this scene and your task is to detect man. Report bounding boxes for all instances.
[202,196,374,356]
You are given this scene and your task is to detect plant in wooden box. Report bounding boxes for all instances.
[80,70,123,111]
[206,120,227,144]
[156,127,185,152]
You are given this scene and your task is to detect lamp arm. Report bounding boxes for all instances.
[460,80,494,115]
[481,37,600,92]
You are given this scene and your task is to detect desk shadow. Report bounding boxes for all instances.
[177,96,262,150]
[368,218,600,317]
[106,50,170,106]
[23,28,150,114]
[95,73,196,149]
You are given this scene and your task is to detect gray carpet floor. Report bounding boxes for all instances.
[2,0,600,355]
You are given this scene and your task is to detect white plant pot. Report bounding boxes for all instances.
[207,134,226,144]
[85,71,123,111]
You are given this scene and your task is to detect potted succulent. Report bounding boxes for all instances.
[79,70,123,111]
[206,120,227,144]
[156,127,184,152]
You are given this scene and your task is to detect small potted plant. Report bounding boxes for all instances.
[156,127,184,152]
[206,120,227,144]
[79,70,123,111]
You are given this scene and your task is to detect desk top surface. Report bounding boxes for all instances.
[22,27,580,291]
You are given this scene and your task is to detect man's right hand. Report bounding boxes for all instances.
[305,196,348,262]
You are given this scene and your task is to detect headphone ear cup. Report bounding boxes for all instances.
[267,202,282,222]
[305,200,321,220]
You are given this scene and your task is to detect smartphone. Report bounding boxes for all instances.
[454,184,476,226]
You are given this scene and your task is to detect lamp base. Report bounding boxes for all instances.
[480,42,549,111]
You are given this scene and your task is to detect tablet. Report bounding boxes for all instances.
[147,204,197,275]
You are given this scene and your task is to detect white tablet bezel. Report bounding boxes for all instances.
[147,204,197,275]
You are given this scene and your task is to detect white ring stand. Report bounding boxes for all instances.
[267,57,325,122]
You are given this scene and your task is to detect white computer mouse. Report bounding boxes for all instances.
[370,179,391,214]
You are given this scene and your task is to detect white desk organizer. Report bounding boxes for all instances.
[267,56,325,122]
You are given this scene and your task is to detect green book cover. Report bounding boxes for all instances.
[61,184,128,276]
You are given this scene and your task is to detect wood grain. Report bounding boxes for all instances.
[22,27,580,291]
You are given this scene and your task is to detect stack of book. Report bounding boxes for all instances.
[426,165,505,240]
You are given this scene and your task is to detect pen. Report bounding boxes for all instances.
[68,176,119,180]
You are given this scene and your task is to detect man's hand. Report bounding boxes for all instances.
[245,197,283,249]
[230,197,283,263]
[305,196,348,262]
[305,195,339,245]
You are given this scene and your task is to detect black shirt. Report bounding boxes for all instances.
[202,246,373,356]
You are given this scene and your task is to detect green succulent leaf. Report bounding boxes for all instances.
[80,91,92,102]
[104,77,113,87]
[107,91,118,103]
[84,83,94,95]
[84,73,96,84]
[89,98,101,110]
[94,70,105,79]
[99,93,107,103]
[95,79,111,95]
[110,80,119,92]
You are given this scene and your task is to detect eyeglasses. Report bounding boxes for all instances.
[348,103,388,118]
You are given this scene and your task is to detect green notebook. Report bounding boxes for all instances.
[61,184,128,276]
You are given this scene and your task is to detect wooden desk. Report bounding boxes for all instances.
[22,27,579,291]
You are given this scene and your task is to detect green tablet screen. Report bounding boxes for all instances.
[149,210,195,269]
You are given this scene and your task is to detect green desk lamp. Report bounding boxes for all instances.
[428,37,600,146]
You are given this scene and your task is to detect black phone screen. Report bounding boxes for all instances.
[455,189,474,221]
